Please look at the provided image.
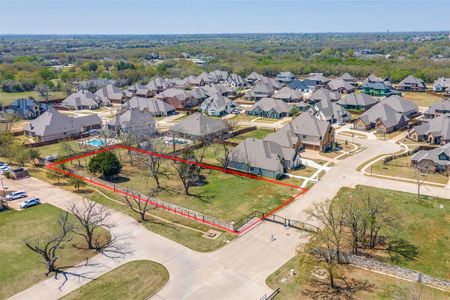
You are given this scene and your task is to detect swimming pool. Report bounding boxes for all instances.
[86,139,106,147]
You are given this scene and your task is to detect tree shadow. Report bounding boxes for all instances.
[386,239,420,264]
[108,176,130,184]
[302,277,375,300]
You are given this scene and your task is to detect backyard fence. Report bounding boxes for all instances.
[383,145,439,165]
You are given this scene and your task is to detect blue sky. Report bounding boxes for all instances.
[0,0,449,34]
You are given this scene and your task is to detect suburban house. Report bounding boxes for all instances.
[276,72,296,83]
[354,95,418,133]
[245,71,264,84]
[203,84,235,97]
[121,97,176,117]
[398,75,426,92]
[264,122,304,156]
[283,112,335,151]
[326,78,356,93]
[127,84,155,98]
[361,81,398,97]
[243,81,275,101]
[156,88,197,109]
[228,138,301,179]
[107,108,156,137]
[184,75,205,86]
[308,88,341,103]
[226,73,246,87]
[200,93,237,116]
[339,73,357,85]
[273,86,303,102]
[337,93,378,111]
[246,98,291,119]
[5,98,49,119]
[95,84,125,104]
[24,107,101,142]
[307,73,330,87]
[423,100,450,118]
[309,98,350,124]
[433,77,450,93]
[146,77,172,93]
[61,90,106,110]
[288,79,317,93]
[363,74,392,87]
[171,112,229,140]
[407,114,450,145]
[411,143,450,174]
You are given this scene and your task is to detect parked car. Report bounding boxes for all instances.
[6,191,27,200]
[20,197,40,208]
[0,162,8,167]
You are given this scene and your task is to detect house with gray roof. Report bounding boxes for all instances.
[327,78,356,93]
[95,84,125,104]
[246,98,291,119]
[5,98,49,119]
[337,93,378,111]
[228,138,301,179]
[121,97,176,117]
[339,73,357,84]
[309,98,350,124]
[171,112,228,140]
[307,73,329,87]
[125,84,154,99]
[363,74,392,87]
[407,114,450,145]
[288,79,316,92]
[276,72,296,83]
[24,107,101,142]
[433,77,450,93]
[243,81,275,101]
[308,88,341,103]
[202,84,235,97]
[398,75,426,91]
[200,93,237,116]
[273,86,303,103]
[411,143,450,174]
[245,71,264,84]
[423,100,450,118]
[107,108,156,137]
[354,95,418,133]
[156,88,196,109]
[226,73,246,87]
[62,90,106,110]
[264,123,304,159]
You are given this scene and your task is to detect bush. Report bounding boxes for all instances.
[88,151,122,180]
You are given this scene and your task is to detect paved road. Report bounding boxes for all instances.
[6,135,450,300]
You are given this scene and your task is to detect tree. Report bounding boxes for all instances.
[88,151,122,180]
[46,170,64,184]
[24,212,74,276]
[0,113,18,136]
[414,168,426,199]
[124,189,156,222]
[69,177,87,192]
[69,199,112,250]
[172,147,207,196]
[37,84,50,102]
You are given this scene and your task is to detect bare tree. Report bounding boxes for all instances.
[37,84,50,102]
[24,213,74,276]
[69,199,112,250]
[0,112,18,136]
[172,147,207,196]
[414,168,426,199]
[137,139,165,190]
[124,189,156,222]
[360,195,392,249]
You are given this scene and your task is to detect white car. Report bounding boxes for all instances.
[20,197,40,208]
[6,191,27,200]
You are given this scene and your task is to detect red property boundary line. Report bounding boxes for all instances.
[46,144,308,235]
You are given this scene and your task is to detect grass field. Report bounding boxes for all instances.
[62,260,169,300]
[0,204,107,300]
[266,257,450,300]
[228,128,274,143]
[30,168,236,252]
[35,140,85,157]
[334,186,450,279]
[370,155,448,184]
[0,91,66,106]
[403,92,444,107]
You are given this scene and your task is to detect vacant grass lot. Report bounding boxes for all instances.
[370,155,448,184]
[334,186,450,279]
[403,92,444,107]
[0,204,106,300]
[228,128,274,143]
[0,91,66,106]
[63,260,169,300]
[266,257,450,300]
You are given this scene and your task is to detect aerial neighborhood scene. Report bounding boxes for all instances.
[1,0,450,299]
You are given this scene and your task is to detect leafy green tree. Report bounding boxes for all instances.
[88,151,122,180]
[69,177,87,192]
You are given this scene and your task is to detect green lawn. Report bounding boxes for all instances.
[334,186,450,279]
[0,204,107,300]
[228,128,274,143]
[30,167,236,252]
[403,92,444,107]
[62,260,169,300]
[266,257,450,300]
[370,155,448,184]
[0,91,66,106]
[35,140,85,157]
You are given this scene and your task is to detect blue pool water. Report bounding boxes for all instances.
[86,139,106,147]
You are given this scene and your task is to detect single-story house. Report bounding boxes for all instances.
[246,98,291,119]
[107,108,156,137]
[121,97,176,117]
[243,81,275,101]
[245,71,264,84]
[361,81,398,97]
[95,84,125,104]
[5,98,49,119]
[309,98,350,124]
[326,78,356,93]
[398,75,426,92]
[363,74,392,87]
[264,122,304,157]
[433,77,450,93]
[411,143,450,174]
[407,114,450,145]
[276,72,296,83]
[156,88,197,109]
[146,77,172,93]
[228,138,301,179]
[423,100,450,119]
[307,73,330,87]
[273,86,303,103]
[308,88,341,103]
[61,90,106,110]
[226,73,246,87]
[339,73,357,85]
[337,93,378,111]
[288,79,317,92]
[171,112,229,140]
[127,84,155,98]
[24,107,101,142]
[200,93,237,116]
